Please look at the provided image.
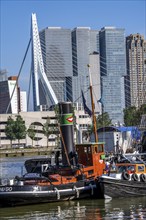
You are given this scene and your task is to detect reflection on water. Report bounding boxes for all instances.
[104,197,146,219]
[0,157,146,219]
[0,197,146,220]
[0,157,26,178]
[0,156,47,178]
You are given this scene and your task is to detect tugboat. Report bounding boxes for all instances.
[0,66,106,207]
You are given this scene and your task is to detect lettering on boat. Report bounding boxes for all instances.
[0,187,12,192]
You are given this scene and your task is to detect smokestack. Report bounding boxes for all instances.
[58,102,76,166]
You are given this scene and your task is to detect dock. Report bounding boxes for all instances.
[0,147,60,158]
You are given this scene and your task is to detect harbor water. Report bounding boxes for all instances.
[0,157,146,219]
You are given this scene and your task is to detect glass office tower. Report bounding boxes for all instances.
[99,27,126,124]
[39,27,73,107]
[72,27,99,109]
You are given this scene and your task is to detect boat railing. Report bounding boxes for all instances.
[123,153,146,165]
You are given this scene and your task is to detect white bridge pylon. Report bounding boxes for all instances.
[31,13,58,110]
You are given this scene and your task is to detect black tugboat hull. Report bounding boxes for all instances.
[0,181,96,207]
[97,176,146,199]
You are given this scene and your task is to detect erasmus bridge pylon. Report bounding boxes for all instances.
[31,13,58,111]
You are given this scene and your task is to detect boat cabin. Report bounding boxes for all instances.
[116,163,146,174]
[76,142,105,177]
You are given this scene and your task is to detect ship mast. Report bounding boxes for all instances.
[87,64,98,142]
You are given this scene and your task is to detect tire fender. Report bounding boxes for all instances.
[140,173,146,182]
[122,172,130,180]
[131,173,139,181]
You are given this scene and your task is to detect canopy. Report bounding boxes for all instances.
[97,126,141,141]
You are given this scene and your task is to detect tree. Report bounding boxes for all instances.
[43,118,51,148]
[13,115,27,146]
[137,104,146,122]
[123,106,137,126]
[5,116,16,148]
[123,104,146,126]
[43,117,57,148]
[96,112,112,129]
[27,125,36,147]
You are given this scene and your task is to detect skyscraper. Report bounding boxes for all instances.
[0,69,7,82]
[99,27,126,124]
[72,27,99,109]
[0,76,27,114]
[39,27,73,107]
[125,34,146,108]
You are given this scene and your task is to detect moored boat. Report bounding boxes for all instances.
[0,100,105,207]
[97,162,146,199]
[0,172,97,207]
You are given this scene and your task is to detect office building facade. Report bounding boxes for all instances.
[0,110,92,148]
[72,28,99,109]
[125,34,146,108]
[99,27,126,124]
[0,76,27,114]
[39,27,73,107]
[0,69,7,82]
[0,76,18,114]
[20,91,27,112]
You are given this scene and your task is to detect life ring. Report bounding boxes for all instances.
[140,174,146,182]
[122,172,130,180]
[131,173,139,181]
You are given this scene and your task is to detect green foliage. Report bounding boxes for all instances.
[43,118,52,135]
[27,125,36,146]
[43,117,58,147]
[5,116,16,147]
[96,112,112,129]
[54,105,60,124]
[5,115,27,147]
[27,125,36,139]
[123,106,137,126]
[13,115,27,144]
[138,104,146,115]
[124,104,146,126]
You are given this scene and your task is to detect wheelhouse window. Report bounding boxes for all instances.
[138,165,145,172]
[97,145,103,152]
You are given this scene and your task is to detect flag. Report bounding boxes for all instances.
[81,90,92,117]
[97,97,104,106]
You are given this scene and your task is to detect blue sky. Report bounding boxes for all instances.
[1,0,146,93]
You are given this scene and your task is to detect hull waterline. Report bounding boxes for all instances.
[97,176,146,199]
[0,181,97,207]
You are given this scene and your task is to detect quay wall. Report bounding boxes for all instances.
[0,147,57,158]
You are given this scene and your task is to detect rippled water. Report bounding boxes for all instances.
[0,157,146,219]
[0,198,146,220]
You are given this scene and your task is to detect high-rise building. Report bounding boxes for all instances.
[38,26,100,112]
[0,69,7,82]
[72,28,99,109]
[125,34,146,108]
[0,76,27,114]
[99,27,126,124]
[39,27,73,107]
[20,91,27,112]
[0,76,18,114]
